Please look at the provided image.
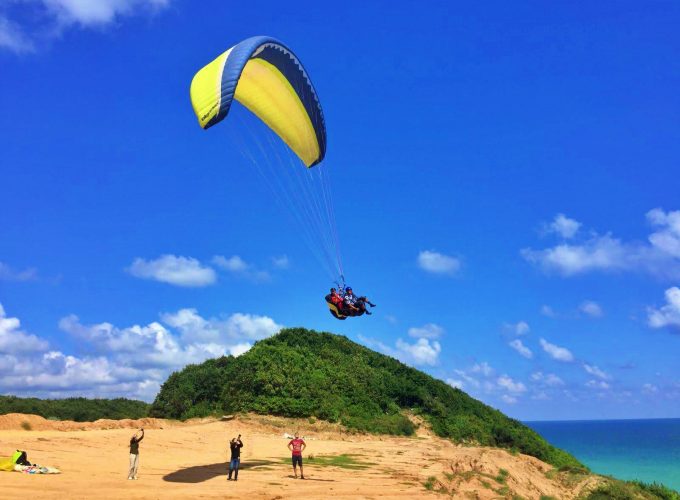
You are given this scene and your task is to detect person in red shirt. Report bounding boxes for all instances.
[287,432,306,479]
[329,288,344,309]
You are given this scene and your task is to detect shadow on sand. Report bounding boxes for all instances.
[163,460,278,483]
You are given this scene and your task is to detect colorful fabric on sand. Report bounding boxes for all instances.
[0,457,15,471]
[14,464,61,474]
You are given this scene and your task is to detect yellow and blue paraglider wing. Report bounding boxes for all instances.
[190,36,326,167]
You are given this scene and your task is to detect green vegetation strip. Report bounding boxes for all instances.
[1,395,149,422]
[585,479,679,500]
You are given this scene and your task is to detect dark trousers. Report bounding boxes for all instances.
[229,458,240,479]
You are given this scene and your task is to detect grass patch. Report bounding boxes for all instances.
[20,421,32,431]
[424,476,437,491]
[630,480,680,500]
[586,478,680,500]
[299,454,374,470]
[544,469,558,480]
[495,467,509,484]
[496,485,510,496]
[540,496,558,500]
[422,476,448,494]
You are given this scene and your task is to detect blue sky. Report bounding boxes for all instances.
[1,0,678,420]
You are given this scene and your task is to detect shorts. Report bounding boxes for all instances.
[291,455,303,467]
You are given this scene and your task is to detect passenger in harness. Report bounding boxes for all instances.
[343,286,376,316]
[325,287,347,320]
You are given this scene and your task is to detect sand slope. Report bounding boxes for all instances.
[0,413,598,499]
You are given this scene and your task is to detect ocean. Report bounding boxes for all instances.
[525,418,680,491]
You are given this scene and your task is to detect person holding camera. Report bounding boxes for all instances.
[228,434,243,481]
[127,428,144,480]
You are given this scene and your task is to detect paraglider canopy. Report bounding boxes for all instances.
[190,36,326,167]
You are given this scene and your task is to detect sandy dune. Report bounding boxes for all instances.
[0,413,597,499]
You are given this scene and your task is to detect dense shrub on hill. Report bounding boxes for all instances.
[151,327,582,468]
[0,396,149,422]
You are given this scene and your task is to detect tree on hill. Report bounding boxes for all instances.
[150,327,582,469]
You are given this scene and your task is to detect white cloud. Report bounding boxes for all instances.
[0,15,34,53]
[0,1,169,53]
[0,306,283,400]
[407,323,444,339]
[508,339,533,359]
[360,327,443,367]
[357,334,394,356]
[446,378,463,389]
[417,250,460,276]
[583,364,610,380]
[547,213,582,239]
[271,255,290,269]
[531,391,549,401]
[530,371,564,387]
[0,262,38,282]
[384,315,398,325]
[647,208,680,259]
[453,369,480,389]
[224,313,282,340]
[505,321,530,335]
[523,209,680,279]
[6,351,116,390]
[360,334,441,367]
[60,315,184,365]
[229,343,252,357]
[515,321,530,335]
[586,380,610,390]
[647,287,680,330]
[0,306,160,399]
[497,375,527,393]
[541,305,556,318]
[395,338,441,366]
[160,308,219,343]
[501,394,517,404]
[60,310,282,367]
[451,362,530,399]
[42,0,169,26]
[539,338,574,362]
[212,255,270,283]
[0,303,49,353]
[128,255,216,287]
[212,255,249,272]
[522,234,629,276]
[580,301,603,318]
[546,374,564,386]
[471,362,494,377]
[642,383,658,394]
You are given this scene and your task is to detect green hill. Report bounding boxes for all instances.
[150,327,581,469]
